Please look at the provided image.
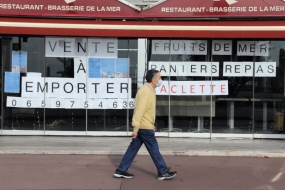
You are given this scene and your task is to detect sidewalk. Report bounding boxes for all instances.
[0,136,285,157]
[1,154,284,190]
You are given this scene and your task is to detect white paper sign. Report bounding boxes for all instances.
[46,78,62,98]
[223,62,276,77]
[21,76,131,99]
[35,78,45,98]
[212,40,232,55]
[7,96,22,107]
[223,62,253,77]
[87,78,131,99]
[21,77,37,98]
[94,99,107,109]
[20,98,37,108]
[81,99,94,109]
[36,98,51,108]
[122,99,135,109]
[255,62,276,77]
[108,99,123,109]
[6,97,134,109]
[156,81,228,96]
[237,41,269,56]
[65,99,81,109]
[87,38,118,58]
[74,57,87,79]
[45,37,76,57]
[61,78,75,99]
[152,40,207,55]
[50,98,65,109]
[21,77,45,98]
[149,62,219,77]
[74,79,87,99]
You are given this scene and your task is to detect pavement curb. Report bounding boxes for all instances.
[0,150,284,157]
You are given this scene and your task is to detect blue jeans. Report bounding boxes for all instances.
[117,129,168,174]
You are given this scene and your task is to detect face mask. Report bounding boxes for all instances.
[156,80,162,87]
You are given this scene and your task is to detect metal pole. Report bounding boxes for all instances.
[252,40,256,138]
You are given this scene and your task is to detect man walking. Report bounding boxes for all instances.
[113,69,177,180]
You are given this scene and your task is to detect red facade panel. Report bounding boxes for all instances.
[0,18,285,38]
[1,0,285,18]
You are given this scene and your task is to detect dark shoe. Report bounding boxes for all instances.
[113,169,134,179]
[157,171,177,180]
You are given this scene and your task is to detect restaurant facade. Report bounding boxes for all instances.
[1,0,285,139]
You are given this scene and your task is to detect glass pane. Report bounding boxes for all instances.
[3,36,45,130]
[212,39,253,134]
[0,37,2,130]
[149,39,171,132]
[254,40,285,134]
[149,39,213,133]
[87,38,137,131]
[44,37,86,131]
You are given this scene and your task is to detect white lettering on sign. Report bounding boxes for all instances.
[209,7,247,12]
[47,5,84,11]
[149,62,219,77]
[152,40,207,55]
[96,6,120,12]
[223,62,276,77]
[0,4,44,10]
[212,40,232,55]
[0,3,122,12]
[45,37,118,58]
[259,6,285,12]
[161,7,206,13]
[156,81,228,96]
[237,41,269,56]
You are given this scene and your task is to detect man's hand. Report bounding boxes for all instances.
[132,131,138,139]
[153,127,156,132]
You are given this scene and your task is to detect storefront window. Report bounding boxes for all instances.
[2,36,137,133]
[148,38,283,135]
[1,36,285,136]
